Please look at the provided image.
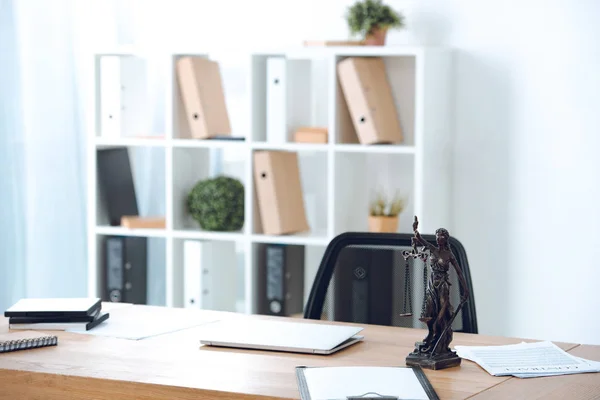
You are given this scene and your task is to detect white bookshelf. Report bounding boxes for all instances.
[87,46,453,314]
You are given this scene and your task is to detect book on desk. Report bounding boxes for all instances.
[4,297,109,331]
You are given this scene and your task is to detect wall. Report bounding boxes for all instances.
[116,0,600,344]
[10,0,598,344]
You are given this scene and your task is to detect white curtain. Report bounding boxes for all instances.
[0,0,169,310]
[0,0,90,311]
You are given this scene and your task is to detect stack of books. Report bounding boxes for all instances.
[5,298,110,331]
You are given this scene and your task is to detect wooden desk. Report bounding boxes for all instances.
[0,305,597,400]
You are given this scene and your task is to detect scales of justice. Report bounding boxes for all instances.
[399,216,470,370]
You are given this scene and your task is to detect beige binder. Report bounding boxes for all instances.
[253,151,309,235]
[176,56,231,139]
[337,57,403,144]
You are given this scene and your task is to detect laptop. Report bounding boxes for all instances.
[198,318,364,355]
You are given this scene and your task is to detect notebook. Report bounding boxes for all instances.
[295,366,439,400]
[0,331,58,354]
[4,298,101,318]
[198,319,364,355]
[9,311,110,331]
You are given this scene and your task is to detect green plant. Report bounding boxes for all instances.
[346,0,405,38]
[369,190,405,217]
[187,176,244,231]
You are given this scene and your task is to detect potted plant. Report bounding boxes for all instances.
[368,190,405,232]
[346,0,405,46]
[187,176,244,231]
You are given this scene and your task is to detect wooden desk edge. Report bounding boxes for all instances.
[0,369,288,400]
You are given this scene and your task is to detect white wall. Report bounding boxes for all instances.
[84,0,600,344]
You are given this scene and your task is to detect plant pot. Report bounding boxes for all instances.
[368,215,398,233]
[364,27,388,46]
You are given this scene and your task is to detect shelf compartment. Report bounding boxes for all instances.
[96,54,160,139]
[94,234,167,306]
[251,54,330,144]
[172,147,247,232]
[334,152,415,234]
[251,150,329,238]
[250,242,326,315]
[171,53,249,141]
[96,146,166,228]
[334,54,416,146]
[173,238,244,311]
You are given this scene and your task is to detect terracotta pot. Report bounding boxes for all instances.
[364,27,388,46]
[368,215,398,233]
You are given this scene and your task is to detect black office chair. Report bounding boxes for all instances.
[304,232,478,334]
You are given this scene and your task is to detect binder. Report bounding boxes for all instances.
[99,56,147,138]
[0,331,58,354]
[256,244,305,316]
[337,57,403,144]
[104,236,147,304]
[183,240,236,311]
[97,147,139,226]
[266,57,311,143]
[295,366,439,400]
[253,150,309,235]
[176,56,231,139]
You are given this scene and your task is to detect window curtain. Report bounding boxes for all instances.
[0,0,167,310]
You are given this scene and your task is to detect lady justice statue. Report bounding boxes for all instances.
[403,216,470,370]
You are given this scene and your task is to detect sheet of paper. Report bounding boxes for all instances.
[455,341,600,377]
[70,305,218,340]
[302,366,429,400]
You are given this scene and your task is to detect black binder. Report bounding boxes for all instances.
[97,147,139,226]
[103,236,147,304]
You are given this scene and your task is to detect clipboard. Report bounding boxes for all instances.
[295,365,439,400]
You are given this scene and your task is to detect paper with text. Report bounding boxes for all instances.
[455,341,600,377]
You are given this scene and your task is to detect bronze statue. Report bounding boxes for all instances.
[403,216,470,370]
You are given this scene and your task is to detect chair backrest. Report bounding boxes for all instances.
[304,232,478,334]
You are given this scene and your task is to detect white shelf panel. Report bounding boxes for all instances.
[95,137,167,148]
[95,226,167,238]
[172,229,246,242]
[171,138,247,149]
[285,46,426,59]
[251,231,330,246]
[251,142,329,152]
[334,144,415,154]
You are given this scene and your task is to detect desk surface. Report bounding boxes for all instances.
[0,304,597,400]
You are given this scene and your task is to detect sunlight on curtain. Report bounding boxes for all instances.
[0,0,26,312]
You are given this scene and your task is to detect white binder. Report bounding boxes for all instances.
[265,57,311,144]
[183,240,237,311]
[99,56,147,138]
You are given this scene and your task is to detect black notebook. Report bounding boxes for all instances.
[0,331,58,354]
[295,365,439,400]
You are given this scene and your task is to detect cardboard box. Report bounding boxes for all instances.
[294,127,328,144]
[176,56,231,139]
[253,151,309,235]
[337,57,403,144]
[121,216,166,229]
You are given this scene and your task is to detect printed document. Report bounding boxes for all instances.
[455,341,600,378]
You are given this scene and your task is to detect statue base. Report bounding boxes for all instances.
[405,342,462,370]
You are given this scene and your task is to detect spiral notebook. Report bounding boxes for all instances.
[0,331,58,353]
